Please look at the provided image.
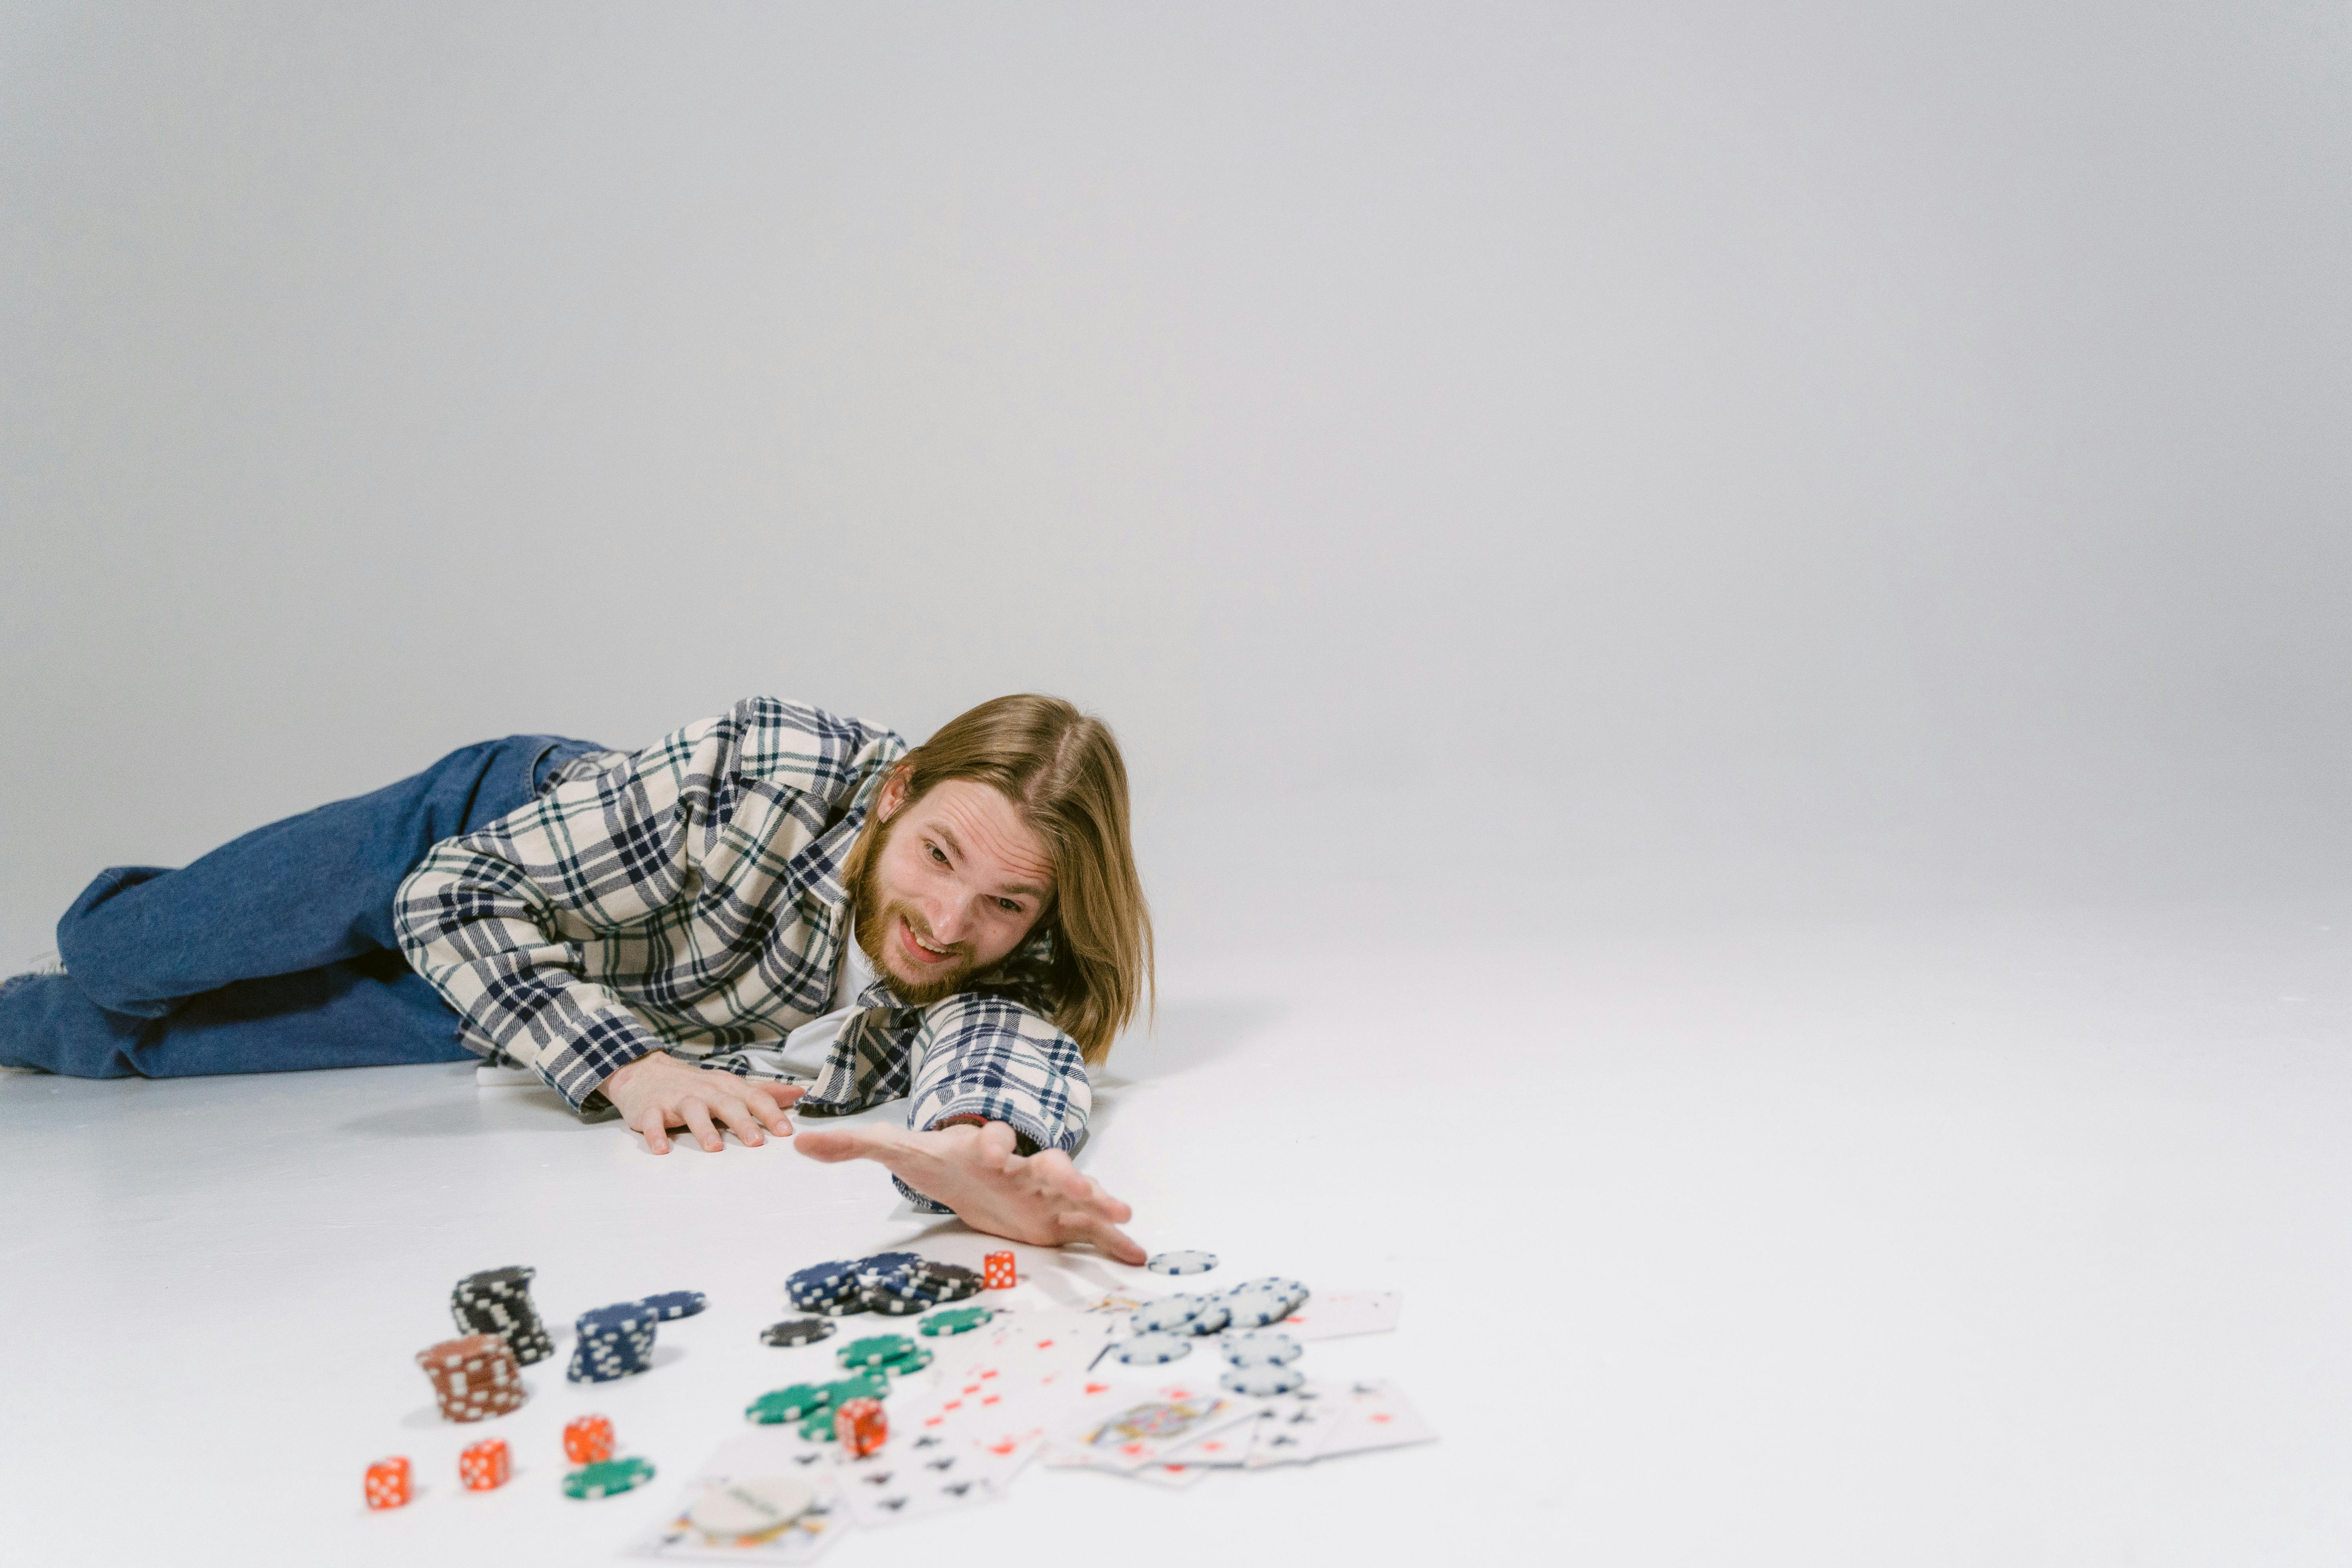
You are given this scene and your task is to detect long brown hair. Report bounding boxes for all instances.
[843,695,1152,1062]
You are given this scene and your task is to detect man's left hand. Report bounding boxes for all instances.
[794,1120,1145,1264]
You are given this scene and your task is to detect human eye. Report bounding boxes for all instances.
[927,842,949,866]
[995,897,1022,914]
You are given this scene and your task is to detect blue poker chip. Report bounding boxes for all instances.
[1221,1363,1305,1396]
[637,1289,707,1321]
[1113,1333,1196,1366]
[788,1260,862,1292]
[1222,1332,1302,1367]
[1146,1250,1219,1276]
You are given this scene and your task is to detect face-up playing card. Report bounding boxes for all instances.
[1280,1290,1402,1341]
[830,1442,1003,1529]
[1308,1378,1436,1460]
[1051,1384,1263,1473]
[629,1432,849,1562]
[1243,1383,1336,1468]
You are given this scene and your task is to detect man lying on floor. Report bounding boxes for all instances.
[0,694,1151,1262]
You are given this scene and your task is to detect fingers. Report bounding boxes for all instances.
[794,1125,897,1164]
[742,1082,800,1136]
[681,1100,723,1154]
[638,1103,674,1156]
[1061,1210,1148,1265]
[713,1094,770,1148]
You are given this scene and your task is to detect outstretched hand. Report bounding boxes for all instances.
[795,1120,1145,1264]
[601,1052,805,1154]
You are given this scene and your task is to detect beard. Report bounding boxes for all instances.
[850,811,983,1006]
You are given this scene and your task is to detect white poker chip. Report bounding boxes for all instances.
[1229,1276,1311,1312]
[1222,1332,1302,1367]
[688,1474,818,1537]
[1222,1288,1292,1328]
[1182,1300,1232,1335]
[1146,1250,1219,1276]
[1221,1363,1305,1397]
[1129,1297,1207,1334]
[1112,1332,1195,1366]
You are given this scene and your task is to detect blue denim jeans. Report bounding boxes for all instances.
[0,733,604,1079]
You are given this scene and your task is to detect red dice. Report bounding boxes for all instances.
[834,1395,888,1457]
[364,1456,412,1510]
[458,1437,510,1491]
[982,1251,1016,1290]
[564,1415,615,1465]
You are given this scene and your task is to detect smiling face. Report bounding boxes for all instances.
[851,771,1055,1005]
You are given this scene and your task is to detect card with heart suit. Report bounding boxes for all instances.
[629,1432,849,1562]
[1310,1378,1436,1460]
[1280,1291,1403,1341]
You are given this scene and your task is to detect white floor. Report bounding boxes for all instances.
[4,899,2348,1567]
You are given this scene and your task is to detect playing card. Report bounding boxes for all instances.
[1051,1386,1262,1473]
[1243,1383,1337,1468]
[1310,1378,1436,1460]
[629,1432,850,1562]
[831,1442,1003,1528]
[1281,1290,1402,1340]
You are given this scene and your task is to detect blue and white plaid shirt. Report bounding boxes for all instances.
[393,698,1091,1208]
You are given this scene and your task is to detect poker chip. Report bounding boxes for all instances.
[1230,1276,1312,1313]
[563,1456,655,1499]
[918,1305,993,1337]
[637,1289,707,1321]
[746,1383,833,1424]
[1221,1288,1294,1329]
[1147,1250,1219,1276]
[798,1412,839,1442]
[913,1262,983,1301]
[821,1373,890,1407]
[1222,1332,1302,1367]
[1113,1333,1194,1366]
[878,1345,932,1376]
[1221,1363,1305,1397]
[1182,1299,1233,1335]
[415,1333,528,1421]
[1129,1297,1208,1334]
[788,1260,861,1294]
[688,1474,818,1539]
[568,1302,661,1384]
[761,1318,836,1348]
[450,1266,555,1366]
[836,1334,917,1369]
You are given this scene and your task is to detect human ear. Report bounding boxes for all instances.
[876,765,911,820]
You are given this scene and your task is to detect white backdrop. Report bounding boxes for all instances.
[4,2,2347,968]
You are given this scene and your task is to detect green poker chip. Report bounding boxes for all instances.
[836,1334,916,1370]
[878,1345,932,1376]
[564,1456,655,1499]
[745,1382,831,1424]
[798,1412,839,1442]
[919,1305,993,1337]
[819,1373,888,1406]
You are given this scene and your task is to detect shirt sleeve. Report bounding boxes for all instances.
[393,705,755,1112]
[894,993,1094,1213]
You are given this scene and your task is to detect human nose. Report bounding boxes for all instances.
[926,890,972,945]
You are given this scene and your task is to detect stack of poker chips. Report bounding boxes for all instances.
[450,1266,554,1366]
[416,1332,528,1422]
[787,1254,983,1318]
[567,1302,657,1384]
[564,1290,705,1384]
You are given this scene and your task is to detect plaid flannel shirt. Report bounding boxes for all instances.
[392,698,1093,1210]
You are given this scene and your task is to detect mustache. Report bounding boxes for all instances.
[897,910,968,957]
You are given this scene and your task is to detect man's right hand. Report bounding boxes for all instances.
[600,1052,804,1155]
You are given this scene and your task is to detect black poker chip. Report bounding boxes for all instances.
[761,1317,837,1348]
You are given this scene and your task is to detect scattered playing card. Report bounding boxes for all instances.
[1311,1378,1436,1460]
[1244,1383,1336,1468]
[1052,1388,1262,1473]
[832,1444,1003,1529]
[629,1433,850,1562]
[1282,1291,1402,1340]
